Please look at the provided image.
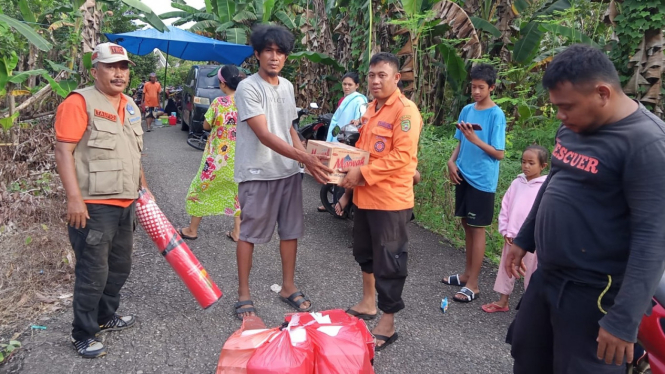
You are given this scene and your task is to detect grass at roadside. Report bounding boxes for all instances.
[0,121,75,342]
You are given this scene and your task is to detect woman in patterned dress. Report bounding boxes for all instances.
[179,65,245,242]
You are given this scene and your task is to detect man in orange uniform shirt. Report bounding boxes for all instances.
[340,52,422,351]
[142,72,162,132]
[54,43,150,358]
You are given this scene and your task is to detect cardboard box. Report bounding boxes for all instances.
[305,140,370,185]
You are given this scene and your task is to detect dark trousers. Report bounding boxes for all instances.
[69,203,134,340]
[507,269,624,374]
[353,208,412,314]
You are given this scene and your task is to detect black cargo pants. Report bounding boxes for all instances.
[68,202,135,340]
[353,208,412,314]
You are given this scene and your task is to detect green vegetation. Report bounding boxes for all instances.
[0,0,663,264]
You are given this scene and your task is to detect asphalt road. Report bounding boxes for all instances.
[4,124,520,374]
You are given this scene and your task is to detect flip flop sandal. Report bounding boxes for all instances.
[346,308,377,321]
[317,206,327,212]
[226,231,238,242]
[453,287,479,303]
[481,302,509,313]
[374,333,399,352]
[279,291,313,312]
[234,300,257,321]
[334,202,348,218]
[441,274,466,286]
[178,228,198,240]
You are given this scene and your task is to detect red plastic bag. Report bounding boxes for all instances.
[247,324,315,374]
[287,309,375,362]
[216,317,279,374]
[307,322,375,374]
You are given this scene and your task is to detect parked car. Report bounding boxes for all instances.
[180,65,224,133]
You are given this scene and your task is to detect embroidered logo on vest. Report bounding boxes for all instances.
[94,109,118,122]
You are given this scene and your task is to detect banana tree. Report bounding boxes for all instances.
[160,0,302,45]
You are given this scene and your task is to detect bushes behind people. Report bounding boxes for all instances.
[414,116,560,264]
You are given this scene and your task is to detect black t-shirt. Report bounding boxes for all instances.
[515,103,665,342]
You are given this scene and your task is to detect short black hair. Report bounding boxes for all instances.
[220,65,246,91]
[525,145,549,166]
[369,52,399,72]
[542,44,620,90]
[470,63,497,86]
[250,24,295,55]
[342,72,360,84]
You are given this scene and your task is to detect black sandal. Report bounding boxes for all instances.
[279,291,313,312]
[346,308,377,321]
[178,228,198,240]
[374,333,399,351]
[453,287,479,303]
[234,300,256,320]
[441,274,466,286]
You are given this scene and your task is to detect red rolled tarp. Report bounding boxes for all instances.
[135,188,222,308]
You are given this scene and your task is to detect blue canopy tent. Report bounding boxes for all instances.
[105,27,254,101]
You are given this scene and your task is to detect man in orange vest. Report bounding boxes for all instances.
[54,42,150,358]
[340,52,422,351]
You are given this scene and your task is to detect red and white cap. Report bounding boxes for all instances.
[91,42,135,66]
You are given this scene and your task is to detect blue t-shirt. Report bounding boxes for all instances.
[454,103,506,192]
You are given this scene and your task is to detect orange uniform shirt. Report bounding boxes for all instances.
[54,93,134,208]
[143,81,161,107]
[354,89,422,211]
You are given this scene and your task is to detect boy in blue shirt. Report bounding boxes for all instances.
[442,64,506,303]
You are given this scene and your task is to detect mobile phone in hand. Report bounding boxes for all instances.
[455,123,483,131]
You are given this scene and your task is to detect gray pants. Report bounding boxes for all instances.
[238,173,304,244]
[69,203,134,340]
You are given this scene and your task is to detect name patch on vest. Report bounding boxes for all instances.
[129,116,141,123]
[94,109,118,122]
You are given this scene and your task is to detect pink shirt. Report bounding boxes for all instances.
[498,174,547,238]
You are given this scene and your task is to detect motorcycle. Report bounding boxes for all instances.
[186,130,209,151]
[628,273,665,374]
[295,102,334,142]
[318,123,361,219]
[318,103,369,219]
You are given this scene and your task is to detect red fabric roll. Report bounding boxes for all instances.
[135,189,222,308]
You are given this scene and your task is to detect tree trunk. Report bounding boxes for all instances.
[79,0,103,82]
[495,0,516,62]
[27,44,38,88]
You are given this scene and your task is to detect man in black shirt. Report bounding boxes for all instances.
[505,44,665,373]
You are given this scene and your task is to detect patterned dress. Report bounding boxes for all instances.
[185,96,240,217]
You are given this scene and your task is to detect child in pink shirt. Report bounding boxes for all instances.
[481,145,548,313]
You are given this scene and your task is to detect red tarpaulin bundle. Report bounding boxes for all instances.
[135,189,222,308]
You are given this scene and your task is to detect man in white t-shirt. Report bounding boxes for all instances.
[233,24,332,320]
